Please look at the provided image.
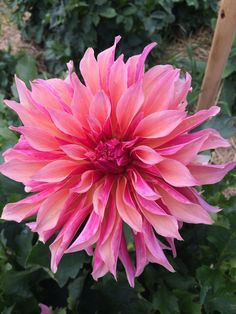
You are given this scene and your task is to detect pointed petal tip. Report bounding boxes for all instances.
[114,35,121,44]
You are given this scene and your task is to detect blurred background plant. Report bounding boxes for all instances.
[0,0,236,313]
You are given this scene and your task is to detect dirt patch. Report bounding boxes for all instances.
[165,28,213,62]
[0,3,43,70]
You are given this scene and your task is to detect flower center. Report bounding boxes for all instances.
[92,139,130,174]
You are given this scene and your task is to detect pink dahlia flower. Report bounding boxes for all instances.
[0,36,235,286]
[39,304,52,314]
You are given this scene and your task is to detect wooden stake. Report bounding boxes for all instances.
[196,0,236,111]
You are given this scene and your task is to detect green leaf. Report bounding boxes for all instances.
[223,63,236,79]
[15,52,38,83]
[2,305,15,314]
[99,8,117,18]
[153,283,179,314]
[78,275,152,314]
[55,252,87,287]
[27,241,51,269]
[195,114,236,138]
[174,290,201,314]
[67,274,87,311]
[14,227,33,267]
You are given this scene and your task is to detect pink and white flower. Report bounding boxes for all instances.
[1,36,235,286]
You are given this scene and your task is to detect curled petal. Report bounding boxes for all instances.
[134,232,147,277]
[143,67,180,113]
[116,82,144,136]
[60,144,88,160]
[98,205,122,278]
[14,126,59,152]
[72,170,101,193]
[157,159,197,187]
[143,220,174,272]
[109,55,127,109]
[189,161,236,185]
[32,160,79,183]
[137,195,181,239]
[129,169,160,200]
[93,176,113,218]
[80,48,100,94]
[66,211,101,253]
[126,42,156,86]
[39,304,52,314]
[50,203,90,272]
[0,159,47,183]
[134,110,185,138]
[119,232,135,287]
[159,186,213,224]
[132,145,163,165]
[89,91,111,132]
[49,108,84,138]
[97,35,121,93]
[116,176,142,232]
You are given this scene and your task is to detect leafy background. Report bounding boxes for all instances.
[0,0,236,313]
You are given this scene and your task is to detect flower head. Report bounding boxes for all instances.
[1,36,235,286]
[39,304,52,314]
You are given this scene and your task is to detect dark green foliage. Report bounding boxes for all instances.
[5,0,218,75]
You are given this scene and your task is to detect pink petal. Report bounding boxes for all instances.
[135,43,157,82]
[170,72,192,110]
[134,110,185,138]
[159,136,208,165]
[192,189,221,213]
[92,250,109,281]
[31,80,63,110]
[49,108,84,138]
[179,187,220,213]
[93,176,113,218]
[39,304,52,314]
[50,204,90,272]
[60,144,88,160]
[137,196,181,239]
[66,211,101,253]
[15,76,35,109]
[97,36,121,93]
[199,128,230,150]
[157,159,197,187]
[14,126,59,151]
[159,187,213,224]
[47,78,72,105]
[143,67,180,114]
[189,161,236,185]
[109,54,127,109]
[143,220,174,272]
[134,232,147,276]
[0,159,47,183]
[98,207,122,278]
[129,169,160,200]
[35,189,69,232]
[80,48,100,94]
[0,190,50,222]
[119,232,135,287]
[70,73,92,127]
[72,170,101,193]
[116,82,144,136]
[89,91,111,132]
[126,42,156,86]
[132,145,163,164]
[32,160,79,183]
[116,176,142,232]
[144,209,181,239]
[152,106,220,147]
